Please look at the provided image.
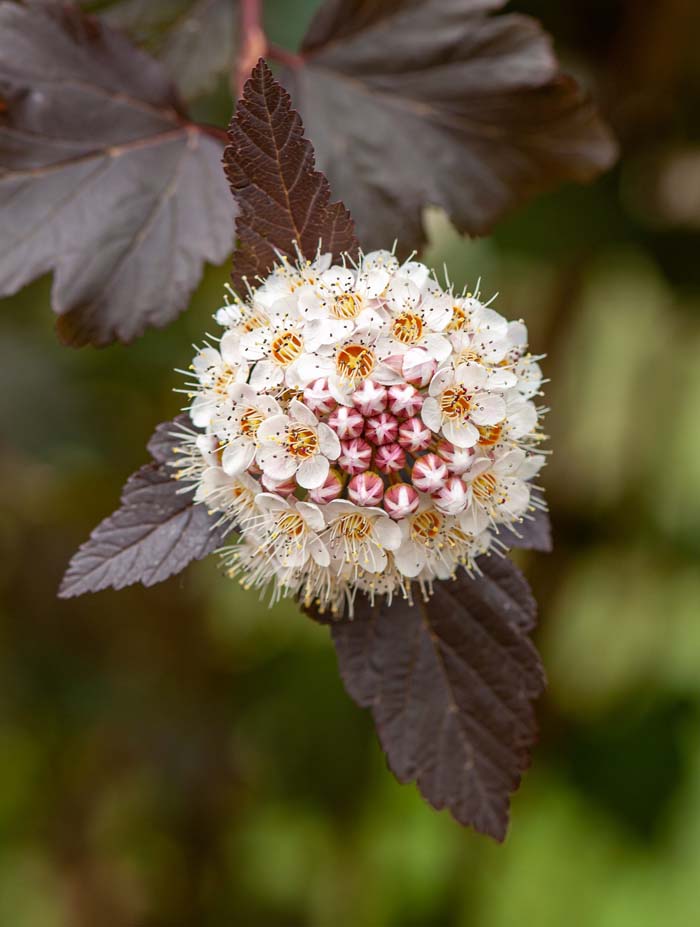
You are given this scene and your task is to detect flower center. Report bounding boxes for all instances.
[456,348,481,366]
[330,293,363,320]
[410,510,443,544]
[440,387,472,420]
[472,472,498,502]
[391,311,423,345]
[242,308,267,332]
[338,513,371,540]
[336,344,376,382]
[213,366,237,395]
[276,513,306,537]
[448,305,470,332]
[239,407,263,436]
[477,423,502,446]
[271,331,304,366]
[287,425,319,459]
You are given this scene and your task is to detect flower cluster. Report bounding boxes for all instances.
[177,250,546,616]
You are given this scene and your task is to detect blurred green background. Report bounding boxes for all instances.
[3,0,700,924]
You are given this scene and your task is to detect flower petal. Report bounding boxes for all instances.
[373,515,402,551]
[222,440,254,476]
[318,423,341,459]
[289,398,317,426]
[420,397,442,431]
[250,361,283,391]
[443,419,479,448]
[470,392,506,426]
[257,414,289,443]
[297,501,325,533]
[297,454,329,489]
[393,539,426,577]
[455,361,488,391]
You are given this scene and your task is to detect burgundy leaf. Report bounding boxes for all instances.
[0,1,233,346]
[224,59,358,297]
[286,0,618,251]
[322,558,545,839]
[92,0,238,101]
[59,463,227,598]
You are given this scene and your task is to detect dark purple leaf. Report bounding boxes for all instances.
[316,558,545,839]
[0,1,234,346]
[90,0,238,101]
[59,463,228,598]
[224,59,358,296]
[286,0,618,251]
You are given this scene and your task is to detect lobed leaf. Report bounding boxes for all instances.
[60,417,227,597]
[286,0,618,251]
[314,557,545,839]
[224,58,359,297]
[0,1,234,346]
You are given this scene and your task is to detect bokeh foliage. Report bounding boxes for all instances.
[2,0,700,923]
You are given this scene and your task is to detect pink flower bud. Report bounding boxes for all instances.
[433,476,468,515]
[261,473,297,496]
[403,349,436,388]
[337,437,372,475]
[374,442,406,475]
[387,383,423,419]
[436,439,474,475]
[412,453,448,493]
[348,471,384,507]
[308,467,344,504]
[352,379,388,416]
[328,405,365,440]
[364,411,399,446]
[303,378,337,416]
[398,416,432,453]
[383,482,420,520]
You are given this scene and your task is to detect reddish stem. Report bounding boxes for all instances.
[235,0,267,98]
[267,43,303,70]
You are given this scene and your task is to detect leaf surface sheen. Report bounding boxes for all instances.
[0,1,233,346]
[287,0,618,251]
[325,558,545,839]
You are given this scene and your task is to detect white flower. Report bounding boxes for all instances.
[256,399,341,489]
[194,467,260,525]
[323,499,402,574]
[214,384,281,476]
[393,503,476,579]
[422,362,506,448]
[448,298,513,365]
[294,335,384,405]
[252,252,333,309]
[237,297,310,391]
[189,331,248,427]
[297,265,389,350]
[251,494,330,569]
[461,448,543,533]
[374,279,453,367]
